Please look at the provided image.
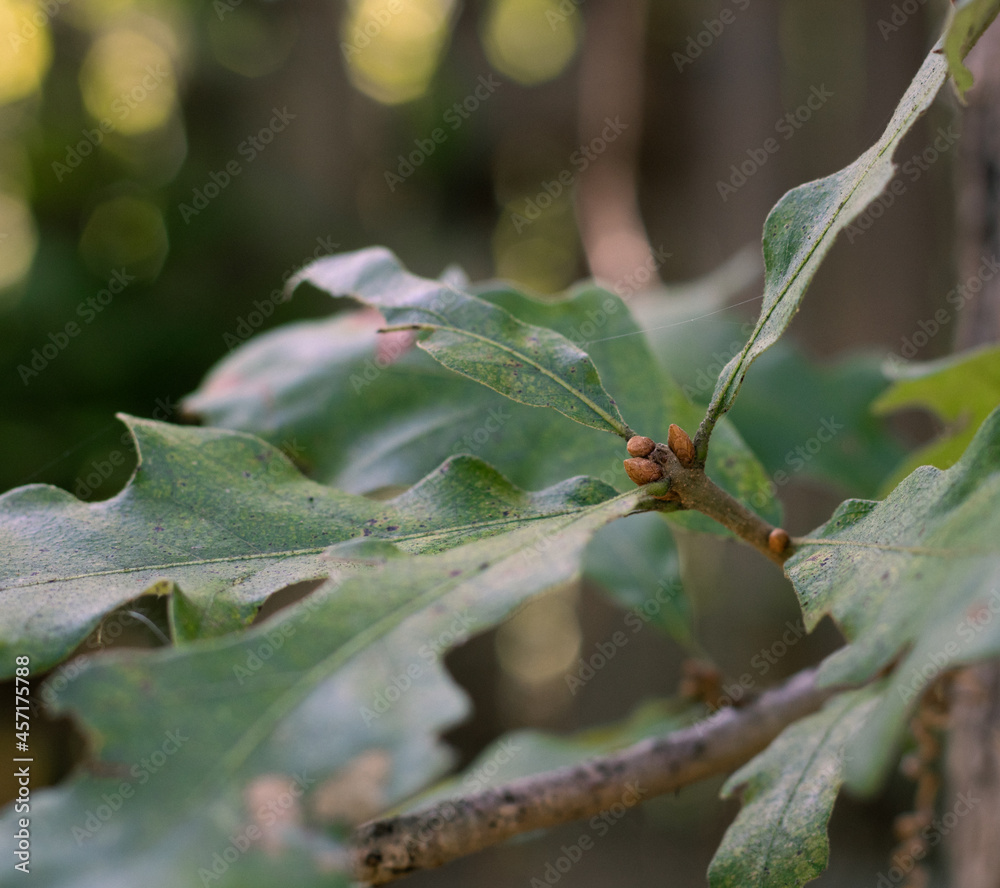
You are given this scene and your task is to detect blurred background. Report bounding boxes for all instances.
[0,0,968,884]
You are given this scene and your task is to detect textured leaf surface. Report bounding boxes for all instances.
[708,688,879,888]
[185,282,780,531]
[695,48,949,457]
[0,416,618,676]
[288,247,632,436]
[0,488,643,887]
[943,0,1000,97]
[874,344,1000,491]
[786,407,1000,792]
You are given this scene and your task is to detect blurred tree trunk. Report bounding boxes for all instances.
[574,0,658,290]
[947,20,1000,888]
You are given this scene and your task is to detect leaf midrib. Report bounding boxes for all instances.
[385,320,631,437]
[0,503,610,590]
[706,54,946,428]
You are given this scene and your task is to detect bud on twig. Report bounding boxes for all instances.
[626,436,656,457]
[768,528,791,555]
[667,424,697,468]
[623,457,663,486]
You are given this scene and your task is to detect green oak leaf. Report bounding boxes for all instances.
[695,47,950,459]
[786,406,1000,793]
[708,687,880,888]
[0,415,619,676]
[0,488,644,887]
[287,247,632,437]
[943,0,1000,97]
[185,281,781,533]
[874,343,1000,492]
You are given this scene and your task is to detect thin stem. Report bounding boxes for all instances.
[644,442,791,565]
[351,668,838,885]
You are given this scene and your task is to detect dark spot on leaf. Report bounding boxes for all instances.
[478,562,489,570]
[449,569,462,577]
[385,525,398,531]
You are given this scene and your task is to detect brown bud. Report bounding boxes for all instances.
[667,424,697,467]
[626,435,655,457]
[768,528,791,555]
[623,457,663,486]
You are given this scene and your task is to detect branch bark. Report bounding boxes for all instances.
[351,667,838,884]
[625,432,792,566]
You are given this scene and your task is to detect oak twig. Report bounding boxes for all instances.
[352,668,837,884]
[630,435,792,566]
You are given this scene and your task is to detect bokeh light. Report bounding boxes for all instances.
[0,192,38,297]
[78,195,168,281]
[79,25,178,135]
[342,0,456,105]
[0,0,53,104]
[208,6,298,79]
[482,0,581,86]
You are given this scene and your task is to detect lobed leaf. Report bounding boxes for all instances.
[786,406,1000,792]
[708,688,879,888]
[0,487,644,887]
[0,415,618,676]
[186,280,781,532]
